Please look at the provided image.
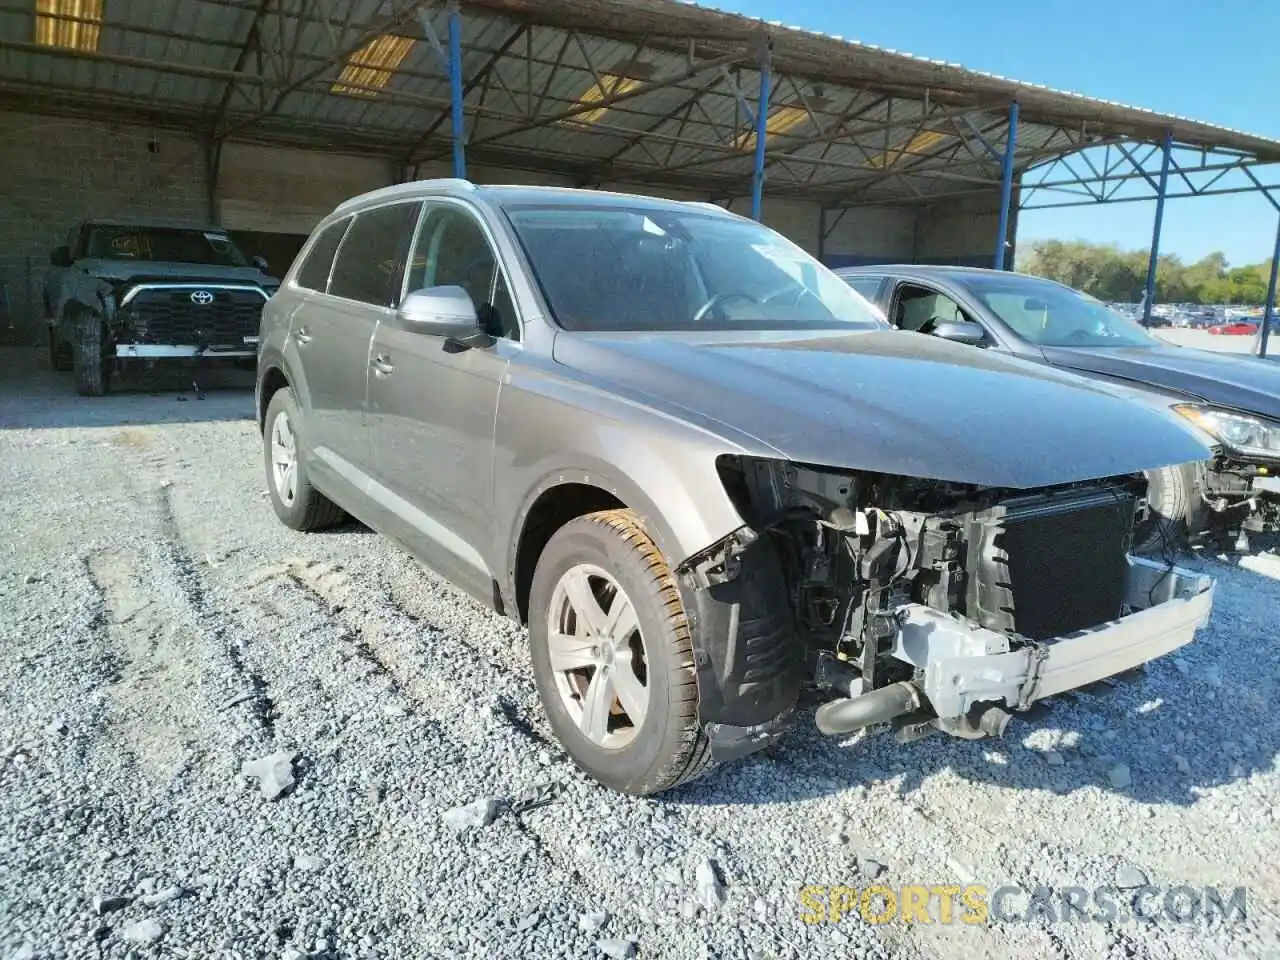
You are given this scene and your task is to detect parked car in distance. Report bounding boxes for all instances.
[836,264,1280,550]
[256,181,1215,796]
[1209,320,1258,336]
[44,218,279,395]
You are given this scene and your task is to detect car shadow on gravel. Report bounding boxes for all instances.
[0,347,256,429]
[670,553,1279,810]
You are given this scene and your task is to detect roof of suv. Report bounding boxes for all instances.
[332,178,743,220]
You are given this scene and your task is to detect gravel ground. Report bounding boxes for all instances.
[1,347,1277,960]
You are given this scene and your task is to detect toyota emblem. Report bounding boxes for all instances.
[190,289,215,305]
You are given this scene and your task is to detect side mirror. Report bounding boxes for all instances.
[252,254,269,272]
[50,246,72,267]
[398,285,492,346]
[932,319,986,345]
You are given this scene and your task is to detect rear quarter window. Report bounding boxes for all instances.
[295,217,351,292]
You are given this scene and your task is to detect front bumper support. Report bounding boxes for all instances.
[116,340,257,359]
[890,555,1215,720]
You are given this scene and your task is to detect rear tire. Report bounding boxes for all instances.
[1133,463,1202,556]
[262,387,345,531]
[528,509,713,795]
[71,313,108,396]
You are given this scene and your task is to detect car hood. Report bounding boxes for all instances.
[551,329,1212,488]
[78,259,278,287]
[1040,344,1280,421]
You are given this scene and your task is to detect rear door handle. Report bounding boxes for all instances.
[372,354,394,376]
[294,326,312,345]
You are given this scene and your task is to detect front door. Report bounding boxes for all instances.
[365,200,522,598]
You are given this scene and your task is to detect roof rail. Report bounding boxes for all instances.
[333,178,477,214]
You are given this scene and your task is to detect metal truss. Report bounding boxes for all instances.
[1019,140,1280,210]
[6,0,1280,353]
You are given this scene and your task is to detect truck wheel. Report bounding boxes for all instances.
[528,509,713,795]
[48,328,73,371]
[262,387,345,531]
[1134,463,1201,556]
[71,313,109,396]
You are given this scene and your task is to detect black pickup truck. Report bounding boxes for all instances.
[44,219,279,395]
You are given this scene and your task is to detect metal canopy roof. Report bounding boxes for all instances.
[1,0,1278,208]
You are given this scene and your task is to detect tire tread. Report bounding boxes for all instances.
[263,387,346,532]
[579,508,714,793]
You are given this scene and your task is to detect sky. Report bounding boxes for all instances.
[719,0,1280,266]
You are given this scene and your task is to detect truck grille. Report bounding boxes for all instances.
[964,486,1136,640]
[123,286,265,346]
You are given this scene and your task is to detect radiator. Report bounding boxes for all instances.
[963,485,1136,640]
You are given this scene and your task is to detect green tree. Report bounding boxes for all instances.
[1018,239,1273,305]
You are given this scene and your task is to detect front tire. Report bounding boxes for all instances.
[1134,463,1203,556]
[48,327,73,371]
[71,313,109,396]
[262,387,345,531]
[528,509,712,795]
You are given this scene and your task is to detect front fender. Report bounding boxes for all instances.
[492,367,801,740]
[493,371,753,594]
[55,269,113,330]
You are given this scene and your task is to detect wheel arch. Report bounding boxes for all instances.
[257,363,291,433]
[503,457,735,626]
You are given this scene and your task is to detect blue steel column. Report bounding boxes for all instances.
[1141,130,1174,326]
[447,2,466,179]
[1260,217,1279,359]
[749,49,771,221]
[993,100,1019,270]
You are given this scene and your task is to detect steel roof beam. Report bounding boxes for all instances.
[214,0,276,135]
[404,22,527,162]
[216,0,437,141]
[460,48,751,150]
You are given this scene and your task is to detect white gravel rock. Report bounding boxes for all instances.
[1107,763,1133,788]
[596,938,637,959]
[579,909,610,932]
[122,918,165,945]
[441,797,502,831]
[694,857,726,911]
[241,750,297,800]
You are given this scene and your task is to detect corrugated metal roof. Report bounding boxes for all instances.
[0,0,1275,206]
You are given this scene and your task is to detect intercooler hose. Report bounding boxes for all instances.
[814,681,922,736]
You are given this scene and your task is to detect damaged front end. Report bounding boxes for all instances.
[676,456,1215,760]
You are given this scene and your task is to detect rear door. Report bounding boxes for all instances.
[289,201,420,493]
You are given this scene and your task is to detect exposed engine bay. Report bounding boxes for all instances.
[677,456,1216,758]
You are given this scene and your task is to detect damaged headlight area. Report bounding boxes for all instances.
[680,456,1215,753]
[1173,404,1280,461]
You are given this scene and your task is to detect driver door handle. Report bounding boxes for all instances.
[372,353,394,377]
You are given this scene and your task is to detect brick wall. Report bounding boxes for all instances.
[0,111,208,344]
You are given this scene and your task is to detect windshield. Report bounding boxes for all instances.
[502,203,887,332]
[85,225,249,267]
[956,273,1159,347]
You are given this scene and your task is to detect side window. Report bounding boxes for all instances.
[408,205,520,341]
[295,217,350,292]
[329,202,421,306]
[893,282,973,335]
[843,276,883,303]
